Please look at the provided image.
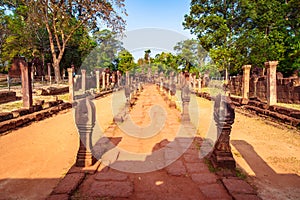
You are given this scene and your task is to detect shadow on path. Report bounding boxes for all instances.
[232,140,300,200]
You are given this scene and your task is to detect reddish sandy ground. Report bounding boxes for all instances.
[195,98,300,200]
[0,86,299,199]
[0,95,114,200]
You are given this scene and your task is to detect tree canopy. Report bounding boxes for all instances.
[1,0,126,81]
[184,0,300,76]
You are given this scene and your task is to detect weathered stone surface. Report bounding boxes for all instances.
[0,91,17,104]
[0,112,13,122]
[94,170,128,181]
[232,194,261,200]
[185,163,210,174]
[183,153,201,163]
[165,160,187,176]
[89,181,134,198]
[11,108,29,118]
[43,101,59,109]
[199,183,232,199]
[191,173,217,184]
[46,194,69,200]
[53,173,85,194]
[40,86,69,96]
[222,178,256,195]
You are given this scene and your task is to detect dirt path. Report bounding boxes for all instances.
[195,98,300,200]
[68,85,232,200]
[0,95,114,200]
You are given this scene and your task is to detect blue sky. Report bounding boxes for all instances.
[124,0,192,37]
[121,0,194,59]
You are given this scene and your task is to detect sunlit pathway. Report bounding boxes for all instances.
[0,95,115,200]
[66,85,233,200]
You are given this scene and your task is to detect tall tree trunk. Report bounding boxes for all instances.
[53,60,61,83]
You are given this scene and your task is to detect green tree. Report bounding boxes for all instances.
[174,39,208,73]
[117,50,135,73]
[2,0,126,82]
[81,29,124,73]
[184,0,300,76]
[152,52,179,74]
[184,1,240,73]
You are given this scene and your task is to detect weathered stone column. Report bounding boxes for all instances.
[242,65,251,101]
[117,70,121,87]
[198,78,202,93]
[253,75,258,98]
[106,73,110,88]
[81,69,86,92]
[169,72,176,108]
[47,63,52,84]
[125,71,130,113]
[75,96,96,167]
[181,73,191,123]
[67,68,74,102]
[265,61,278,105]
[102,71,106,90]
[20,61,33,108]
[210,94,236,169]
[95,70,100,91]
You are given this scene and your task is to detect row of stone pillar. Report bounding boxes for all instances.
[241,61,278,105]
[67,68,122,102]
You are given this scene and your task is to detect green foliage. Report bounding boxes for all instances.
[1,0,127,81]
[184,0,300,77]
[82,29,123,73]
[151,52,179,74]
[117,50,135,73]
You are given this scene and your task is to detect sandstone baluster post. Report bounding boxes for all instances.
[209,94,236,169]
[265,61,278,105]
[102,71,106,90]
[242,65,251,103]
[198,78,202,93]
[181,72,191,123]
[75,96,96,167]
[67,68,74,102]
[125,71,130,113]
[169,72,176,108]
[20,61,33,108]
[81,69,86,92]
[117,70,120,87]
[95,70,100,92]
[106,73,110,89]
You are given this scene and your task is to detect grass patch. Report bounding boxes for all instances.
[57,93,69,102]
[204,158,220,173]
[235,168,247,180]
[0,101,23,112]
[276,103,300,111]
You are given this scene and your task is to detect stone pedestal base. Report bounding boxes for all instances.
[210,150,236,169]
[76,151,96,167]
